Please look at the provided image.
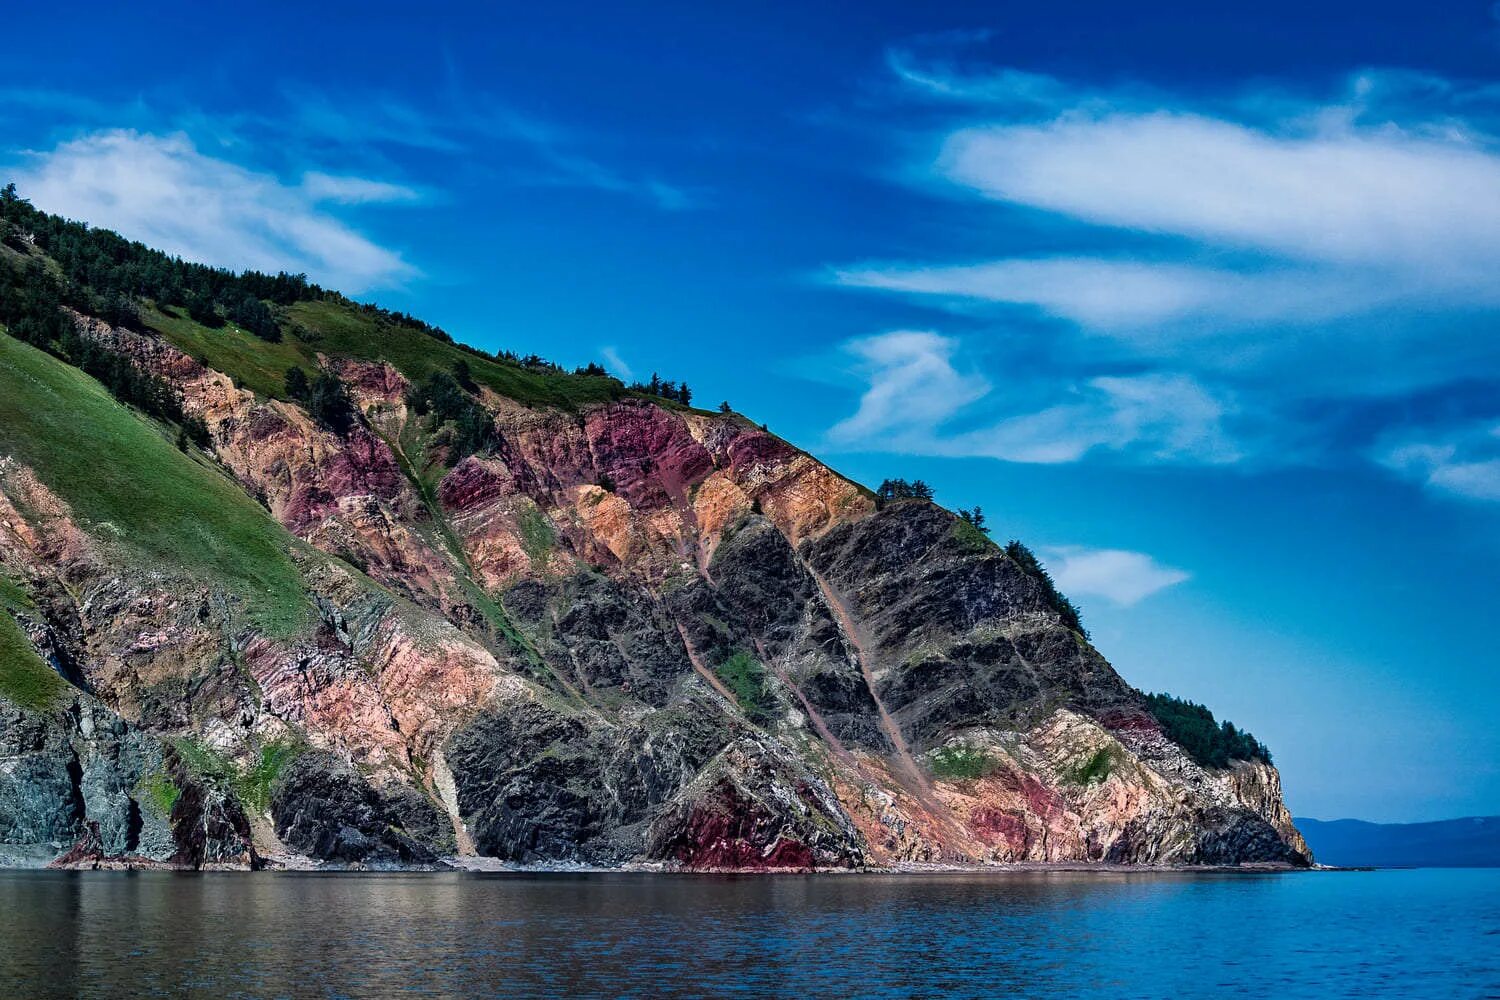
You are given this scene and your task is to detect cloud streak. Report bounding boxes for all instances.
[1039,546,1190,606]
[13,130,414,292]
[1379,423,1500,502]
[300,171,422,205]
[600,346,635,382]
[825,330,1238,465]
[282,88,696,211]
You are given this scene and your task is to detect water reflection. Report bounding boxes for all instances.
[0,869,1495,998]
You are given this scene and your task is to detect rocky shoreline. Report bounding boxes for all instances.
[4,851,1320,875]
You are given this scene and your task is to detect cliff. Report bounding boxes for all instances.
[0,206,1310,871]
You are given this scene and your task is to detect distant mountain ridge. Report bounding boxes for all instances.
[1295,816,1500,868]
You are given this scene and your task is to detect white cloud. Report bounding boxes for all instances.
[1379,424,1500,502]
[824,331,1238,465]
[13,130,413,292]
[824,60,1500,475]
[847,73,1500,337]
[827,330,989,445]
[300,171,421,205]
[940,113,1500,281]
[1039,546,1190,606]
[835,257,1402,332]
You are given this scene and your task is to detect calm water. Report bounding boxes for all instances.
[0,868,1496,998]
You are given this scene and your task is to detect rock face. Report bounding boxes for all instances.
[0,696,254,869]
[270,751,446,866]
[0,311,1312,870]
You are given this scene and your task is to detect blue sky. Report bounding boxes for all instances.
[4,0,1499,822]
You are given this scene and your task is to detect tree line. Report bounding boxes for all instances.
[2,182,317,342]
[631,372,693,406]
[0,214,209,449]
[1141,692,1273,766]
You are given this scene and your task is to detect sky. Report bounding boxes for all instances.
[4,0,1498,823]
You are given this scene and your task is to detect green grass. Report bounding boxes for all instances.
[518,505,556,570]
[950,518,996,554]
[143,304,315,399]
[1067,747,1116,786]
[172,736,237,783]
[0,335,311,636]
[0,609,68,712]
[172,734,304,814]
[929,743,1000,780]
[288,300,624,410]
[236,738,305,813]
[138,772,182,818]
[714,651,776,724]
[0,572,31,611]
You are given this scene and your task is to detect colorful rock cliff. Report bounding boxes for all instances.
[0,216,1310,871]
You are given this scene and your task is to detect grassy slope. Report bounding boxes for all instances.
[289,301,622,410]
[0,334,310,636]
[146,296,626,411]
[144,303,315,399]
[0,609,66,711]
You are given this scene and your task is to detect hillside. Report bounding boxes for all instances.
[0,187,1310,870]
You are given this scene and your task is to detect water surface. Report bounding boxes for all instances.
[1,868,1495,998]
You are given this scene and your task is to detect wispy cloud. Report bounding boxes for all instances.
[1378,422,1500,502]
[280,88,696,211]
[2,84,696,215]
[600,346,634,382]
[825,53,1500,482]
[827,330,988,445]
[849,60,1500,342]
[13,130,414,292]
[825,330,1238,464]
[1040,546,1190,606]
[300,171,422,205]
[913,112,1500,324]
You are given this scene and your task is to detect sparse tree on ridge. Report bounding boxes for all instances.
[958,507,989,534]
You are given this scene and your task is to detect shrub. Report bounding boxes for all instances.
[714,651,776,724]
[1068,747,1116,786]
[308,371,357,435]
[406,370,496,464]
[284,366,309,401]
[929,743,999,780]
[874,478,934,506]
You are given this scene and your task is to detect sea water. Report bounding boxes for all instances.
[0,867,1495,998]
